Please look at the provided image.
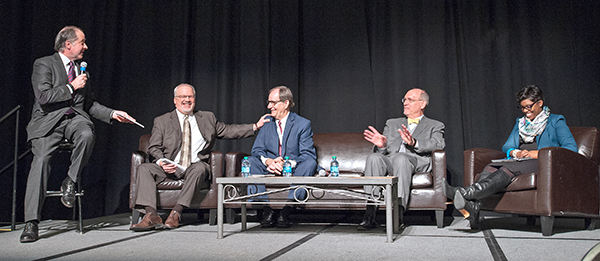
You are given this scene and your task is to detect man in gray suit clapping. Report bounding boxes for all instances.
[359,88,446,230]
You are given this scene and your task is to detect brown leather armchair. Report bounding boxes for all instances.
[225,132,448,228]
[463,127,600,236]
[129,134,224,225]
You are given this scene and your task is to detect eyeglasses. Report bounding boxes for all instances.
[402,98,422,104]
[518,100,539,111]
[267,100,282,106]
[176,95,195,99]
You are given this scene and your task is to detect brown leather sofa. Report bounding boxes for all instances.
[225,132,448,228]
[463,127,600,236]
[129,134,224,225]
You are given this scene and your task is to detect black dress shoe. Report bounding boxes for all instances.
[20,221,39,243]
[357,205,377,230]
[61,177,76,208]
[277,206,292,228]
[357,219,377,230]
[260,207,277,228]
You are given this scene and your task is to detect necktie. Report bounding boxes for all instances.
[278,121,283,156]
[67,61,75,83]
[179,115,191,168]
[65,62,76,115]
[407,118,420,125]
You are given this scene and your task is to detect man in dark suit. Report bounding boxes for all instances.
[247,86,318,228]
[130,83,269,231]
[359,88,446,230]
[21,26,137,243]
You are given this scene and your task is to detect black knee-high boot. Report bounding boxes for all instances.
[442,168,497,200]
[453,167,513,228]
[455,167,512,208]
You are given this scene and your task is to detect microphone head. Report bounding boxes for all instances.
[80,61,87,72]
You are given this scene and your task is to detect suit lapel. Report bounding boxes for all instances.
[170,111,182,156]
[52,53,69,84]
[282,112,294,156]
[411,116,427,138]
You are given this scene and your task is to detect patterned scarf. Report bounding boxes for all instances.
[518,106,550,143]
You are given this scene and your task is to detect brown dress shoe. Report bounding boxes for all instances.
[164,210,181,229]
[130,213,163,231]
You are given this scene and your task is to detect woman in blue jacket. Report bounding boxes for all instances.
[444,85,577,224]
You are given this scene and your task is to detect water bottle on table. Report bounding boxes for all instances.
[330,156,339,177]
[241,156,251,177]
[282,156,292,177]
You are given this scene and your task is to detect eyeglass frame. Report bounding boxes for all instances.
[401,98,423,104]
[266,100,283,107]
[518,100,540,111]
[175,95,196,99]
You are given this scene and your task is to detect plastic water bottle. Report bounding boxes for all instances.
[330,156,339,177]
[241,156,251,177]
[282,156,292,177]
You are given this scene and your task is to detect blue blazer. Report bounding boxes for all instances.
[251,112,317,164]
[502,113,578,156]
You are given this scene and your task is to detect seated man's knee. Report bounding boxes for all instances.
[366,153,385,164]
[391,153,411,165]
[74,128,95,144]
[137,163,153,174]
[294,160,317,177]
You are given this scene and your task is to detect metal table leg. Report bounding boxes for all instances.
[385,183,393,243]
[217,183,224,239]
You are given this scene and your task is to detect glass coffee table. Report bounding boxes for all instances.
[217,176,400,243]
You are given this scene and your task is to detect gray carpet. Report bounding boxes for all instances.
[1,211,599,261]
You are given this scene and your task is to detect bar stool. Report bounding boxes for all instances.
[45,138,85,234]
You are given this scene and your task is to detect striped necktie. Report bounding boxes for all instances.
[67,61,75,83]
[65,62,76,115]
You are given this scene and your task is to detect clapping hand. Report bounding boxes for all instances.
[398,124,415,146]
[364,126,387,148]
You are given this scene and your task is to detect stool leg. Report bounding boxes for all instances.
[77,182,83,234]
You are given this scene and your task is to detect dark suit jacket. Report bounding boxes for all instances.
[375,115,446,170]
[250,112,317,164]
[147,110,255,163]
[27,53,113,141]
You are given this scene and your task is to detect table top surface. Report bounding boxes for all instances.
[217,176,397,185]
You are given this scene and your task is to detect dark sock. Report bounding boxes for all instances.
[173,204,185,214]
[145,206,157,216]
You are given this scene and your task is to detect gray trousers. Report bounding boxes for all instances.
[134,161,209,210]
[363,152,431,208]
[25,115,95,222]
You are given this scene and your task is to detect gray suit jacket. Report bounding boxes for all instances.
[375,115,446,171]
[147,110,256,163]
[27,53,113,141]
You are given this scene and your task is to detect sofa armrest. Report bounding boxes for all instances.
[463,148,505,186]
[209,151,224,184]
[129,151,148,209]
[536,147,599,216]
[225,151,251,177]
[430,150,448,209]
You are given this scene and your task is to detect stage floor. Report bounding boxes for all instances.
[1,210,600,260]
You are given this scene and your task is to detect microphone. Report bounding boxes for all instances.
[79,61,88,76]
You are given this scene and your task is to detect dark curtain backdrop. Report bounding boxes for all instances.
[1,0,598,221]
